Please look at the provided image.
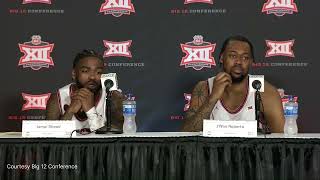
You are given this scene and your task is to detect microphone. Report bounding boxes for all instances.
[95,73,122,134]
[249,75,269,134]
[100,73,118,91]
[252,80,262,91]
[104,79,114,92]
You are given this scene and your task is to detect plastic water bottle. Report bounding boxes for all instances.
[283,95,298,136]
[122,94,137,134]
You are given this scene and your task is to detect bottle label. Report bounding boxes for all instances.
[284,105,298,116]
[123,104,136,115]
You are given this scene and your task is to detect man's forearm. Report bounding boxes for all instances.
[182,98,218,132]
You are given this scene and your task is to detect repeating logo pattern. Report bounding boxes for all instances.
[262,0,298,16]
[265,40,295,57]
[22,0,51,4]
[103,40,132,58]
[18,35,54,70]
[184,0,213,4]
[21,93,51,111]
[180,35,216,70]
[184,93,192,111]
[99,0,135,17]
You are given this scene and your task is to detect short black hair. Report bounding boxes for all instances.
[73,49,104,68]
[219,35,255,60]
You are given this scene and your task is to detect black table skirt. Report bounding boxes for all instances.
[0,137,320,180]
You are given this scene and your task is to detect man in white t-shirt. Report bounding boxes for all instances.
[45,50,124,131]
[181,35,285,133]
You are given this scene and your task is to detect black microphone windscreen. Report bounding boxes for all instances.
[104,79,114,89]
[252,80,262,90]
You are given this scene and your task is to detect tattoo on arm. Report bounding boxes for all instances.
[182,81,219,132]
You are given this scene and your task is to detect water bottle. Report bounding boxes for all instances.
[283,95,298,136]
[122,94,137,134]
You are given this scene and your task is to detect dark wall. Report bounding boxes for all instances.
[1,0,319,132]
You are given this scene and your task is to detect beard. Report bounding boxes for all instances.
[231,74,246,84]
[223,65,247,84]
[75,79,101,94]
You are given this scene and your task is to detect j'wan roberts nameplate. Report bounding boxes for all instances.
[22,120,76,138]
[203,120,257,137]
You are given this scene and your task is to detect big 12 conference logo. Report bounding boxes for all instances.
[180,35,216,70]
[22,93,51,111]
[184,0,213,4]
[103,40,132,58]
[262,0,298,17]
[265,40,295,57]
[22,0,51,4]
[184,93,192,111]
[18,35,55,70]
[99,0,135,17]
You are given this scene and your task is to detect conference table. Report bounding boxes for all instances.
[0,132,319,180]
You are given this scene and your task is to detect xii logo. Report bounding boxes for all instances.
[103,40,132,58]
[22,0,51,4]
[18,35,54,70]
[262,0,298,16]
[184,0,213,4]
[184,93,192,111]
[180,35,216,70]
[21,93,51,111]
[265,40,295,57]
[99,0,135,17]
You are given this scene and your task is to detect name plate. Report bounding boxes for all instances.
[22,120,76,138]
[203,120,257,137]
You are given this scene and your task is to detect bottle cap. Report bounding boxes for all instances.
[126,93,133,100]
[288,95,294,102]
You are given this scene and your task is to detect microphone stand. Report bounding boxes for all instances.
[95,89,122,134]
[255,89,270,135]
[255,89,263,134]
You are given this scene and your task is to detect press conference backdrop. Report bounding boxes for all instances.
[1,0,319,132]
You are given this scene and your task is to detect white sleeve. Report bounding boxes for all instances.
[85,107,105,131]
